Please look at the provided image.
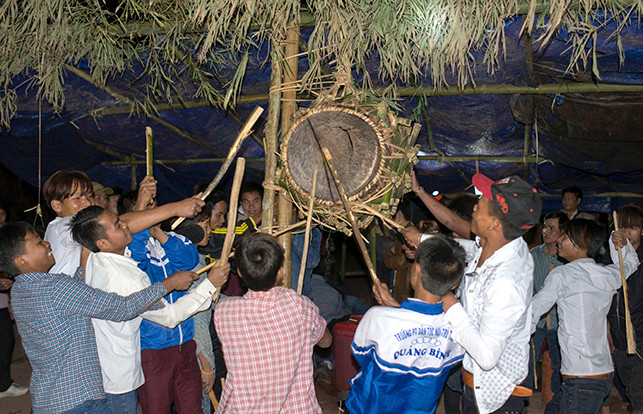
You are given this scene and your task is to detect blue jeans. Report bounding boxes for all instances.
[106,390,138,414]
[545,377,612,414]
[61,399,112,414]
[202,392,212,414]
[527,326,562,393]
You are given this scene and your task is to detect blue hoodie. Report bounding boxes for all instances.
[127,228,199,350]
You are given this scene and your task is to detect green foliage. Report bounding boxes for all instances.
[0,0,639,127]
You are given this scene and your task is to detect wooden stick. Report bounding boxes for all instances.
[321,148,378,283]
[268,220,306,238]
[172,107,263,230]
[613,211,636,354]
[221,158,245,265]
[209,390,218,409]
[195,252,235,276]
[296,170,318,295]
[145,127,154,176]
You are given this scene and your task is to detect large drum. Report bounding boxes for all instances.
[280,100,420,234]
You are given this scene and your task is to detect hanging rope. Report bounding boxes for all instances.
[25,93,44,227]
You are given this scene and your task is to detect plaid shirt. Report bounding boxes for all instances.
[214,286,326,413]
[11,267,167,413]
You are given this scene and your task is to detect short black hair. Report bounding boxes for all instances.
[544,210,569,230]
[562,186,583,201]
[448,193,478,222]
[415,235,466,296]
[618,205,643,229]
[0,222,36,275]
[565,218,606,259]
[70,206,107,253]
[487,200,526,240]
[240,182,263,199]
[236,232,283,291]
[204,190,226,211]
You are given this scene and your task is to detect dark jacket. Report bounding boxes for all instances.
[608,244,643,351]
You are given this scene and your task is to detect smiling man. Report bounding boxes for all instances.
[238,181,263,228]
[70,206,230,414]
[0,221,197,414]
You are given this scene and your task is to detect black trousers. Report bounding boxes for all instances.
[0,307,14,392]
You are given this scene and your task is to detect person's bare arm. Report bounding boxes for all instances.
[121,195,205,234]
[161,270,198,292]
[412,171,471,238]
[149,225,169,245]
[317,328,332,348]
[372,279,401,307]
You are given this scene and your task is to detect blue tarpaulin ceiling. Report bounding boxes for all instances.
[1,16,641,214]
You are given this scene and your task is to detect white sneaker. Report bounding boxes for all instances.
[0,383,29,398]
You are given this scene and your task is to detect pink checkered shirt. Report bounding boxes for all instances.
[214,286,326,413]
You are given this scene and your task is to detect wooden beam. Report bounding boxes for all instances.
[64,64,224,157]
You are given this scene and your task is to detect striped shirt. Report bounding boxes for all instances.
[11,267,167,413]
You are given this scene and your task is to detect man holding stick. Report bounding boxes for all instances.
[71,206,230,414]
[377,172,542,413]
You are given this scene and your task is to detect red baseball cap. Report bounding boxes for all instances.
[472,173,542,231]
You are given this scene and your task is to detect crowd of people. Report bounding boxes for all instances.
[0,168,641,414]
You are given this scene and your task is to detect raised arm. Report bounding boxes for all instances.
[121,195,205,234]
[412,171,471,238]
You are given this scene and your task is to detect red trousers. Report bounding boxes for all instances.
[137,340,202,414]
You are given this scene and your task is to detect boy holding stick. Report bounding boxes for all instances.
[346,235,466,414]
[70,206,230,414]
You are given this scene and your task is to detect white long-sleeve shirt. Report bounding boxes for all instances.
[45,216,82,276]
[531,237,639,376]
[85,251,217,394]
[422,235,534,413]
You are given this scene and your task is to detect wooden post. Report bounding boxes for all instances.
[296,170,318,295]
[278,23,300,287]
[262,42,283,233]
[613,211,636,354]
[322,148,378,283]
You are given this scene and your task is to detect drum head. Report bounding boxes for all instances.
[283,106,384,203]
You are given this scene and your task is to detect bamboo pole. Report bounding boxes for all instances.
[523,33,534,182]
[211,158,246,303]
[278,23,300,287]
[613,211,636,354]
[263,42,283,233]
[102,158,265,166]
[221,159,246,263]
[269,220,307,238]
[145,127,154,176]
[88,82,643,118]
[322,147,378,283]
[171,107,263,230]
[296,169,317,295]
